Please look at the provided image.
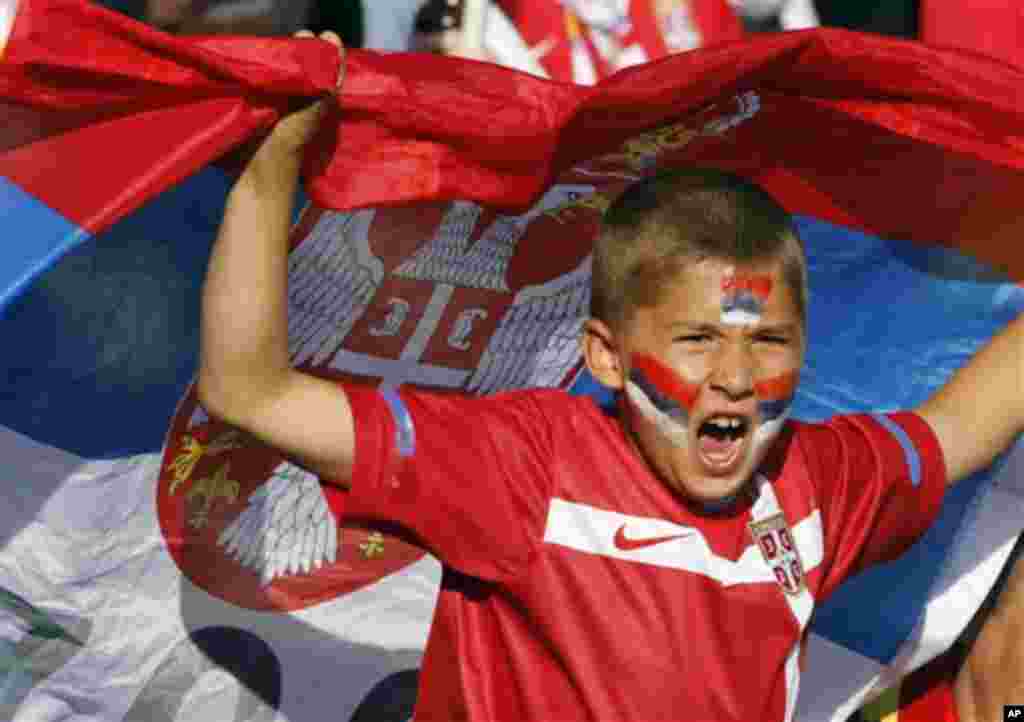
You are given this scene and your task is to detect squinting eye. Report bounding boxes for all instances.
[675,334,711,344]
[757,336,789,345]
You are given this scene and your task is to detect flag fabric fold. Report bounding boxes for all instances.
[4,0,1024,251]
[920,0,1022,71]
[1,0,339,234]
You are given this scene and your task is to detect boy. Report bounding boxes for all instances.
[198,32,1024,721]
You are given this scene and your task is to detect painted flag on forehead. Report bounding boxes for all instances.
[2,0,1024,720]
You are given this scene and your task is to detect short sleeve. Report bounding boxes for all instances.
[340,384,557,582]
[801,412,947,599]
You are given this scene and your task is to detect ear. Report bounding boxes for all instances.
[582,318,626,390]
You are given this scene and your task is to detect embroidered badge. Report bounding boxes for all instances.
[749,513,805,595]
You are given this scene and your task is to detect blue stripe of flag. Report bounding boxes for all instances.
[0,168,232,457]
[0,177,91,316]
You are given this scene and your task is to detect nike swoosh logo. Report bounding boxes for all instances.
[613,524,690,551]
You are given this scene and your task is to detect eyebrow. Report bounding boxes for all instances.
[666,321,800,334]
[667,322,719,333]
[752,324,801,335]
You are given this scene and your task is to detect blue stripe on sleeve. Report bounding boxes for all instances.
[871,413,922,487]
[381,387,416,458]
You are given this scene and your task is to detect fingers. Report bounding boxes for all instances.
[294,29,341,46]
[294,29,346,90]
[319,31,345,90]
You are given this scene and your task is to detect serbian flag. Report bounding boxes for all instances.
[2,0,1024,720]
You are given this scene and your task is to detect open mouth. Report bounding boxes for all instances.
[696,415,750,472]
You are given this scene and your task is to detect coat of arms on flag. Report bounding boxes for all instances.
[155,88,763,613]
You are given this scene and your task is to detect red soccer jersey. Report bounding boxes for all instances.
[341,387,945,722]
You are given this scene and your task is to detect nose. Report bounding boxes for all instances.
[708,339,755,401]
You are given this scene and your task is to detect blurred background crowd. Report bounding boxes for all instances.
[94,0,924,57]
[91,0,1018,94]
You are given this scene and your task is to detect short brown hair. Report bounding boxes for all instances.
[591,169,807,330]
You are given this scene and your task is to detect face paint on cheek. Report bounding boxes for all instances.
[752,370,799,449]
[720,273,773,326]
[624,353,701,446]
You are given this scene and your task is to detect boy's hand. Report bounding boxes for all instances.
[242,30,344,190]
[256,30,345,159]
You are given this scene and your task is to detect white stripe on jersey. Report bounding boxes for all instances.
[543,476,824,722]
[543,490,823,584]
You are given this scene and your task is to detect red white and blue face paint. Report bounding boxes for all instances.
[626,354,799,460]
[751,370,798,451]
[625,353,700,448]
[720,273,773,326]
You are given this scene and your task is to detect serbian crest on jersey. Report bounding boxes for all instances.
[156,90,763,612]
[749,513,805,595]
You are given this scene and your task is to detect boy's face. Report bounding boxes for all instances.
[585,255,805,504]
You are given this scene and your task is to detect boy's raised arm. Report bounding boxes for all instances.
[197,32,355,486]
[917,312,1024,484]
